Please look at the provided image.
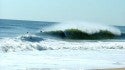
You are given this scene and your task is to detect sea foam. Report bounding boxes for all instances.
[0,37,125,52]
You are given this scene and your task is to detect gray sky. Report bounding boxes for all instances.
[0,0,125,25]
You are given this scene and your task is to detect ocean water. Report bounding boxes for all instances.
[0,19,125,70]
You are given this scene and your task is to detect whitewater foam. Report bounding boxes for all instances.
[43,21,121,35]
[0,37,125,52]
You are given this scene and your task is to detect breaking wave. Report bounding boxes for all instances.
[43,21,121,35]
[39,21,122,39]
[42,29,118,39]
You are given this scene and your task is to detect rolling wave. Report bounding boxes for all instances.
[37,21,124,40]
[43,21,121,35]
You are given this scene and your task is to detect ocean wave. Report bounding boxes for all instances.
[43,21,121,35]
[0,20,124,52]
[0,37,125,52]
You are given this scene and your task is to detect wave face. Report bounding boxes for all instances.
[0,19,125,52]
[42,29,118,39]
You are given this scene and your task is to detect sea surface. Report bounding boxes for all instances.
[0,19,125,70]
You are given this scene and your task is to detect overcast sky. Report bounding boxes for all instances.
[0,0,125,25]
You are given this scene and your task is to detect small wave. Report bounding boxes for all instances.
[19,34,44,42]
